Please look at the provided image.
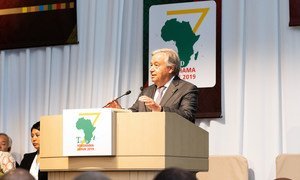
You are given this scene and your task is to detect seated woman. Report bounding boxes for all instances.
[0,151,16,176]
[20,121,47,180]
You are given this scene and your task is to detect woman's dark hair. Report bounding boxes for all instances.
[31,121,40,132]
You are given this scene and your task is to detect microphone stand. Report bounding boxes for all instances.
[102,90,131,108]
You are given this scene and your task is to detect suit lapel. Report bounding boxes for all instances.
[160,77,180,106]
[149,85,157,99]
[143,85,157,111]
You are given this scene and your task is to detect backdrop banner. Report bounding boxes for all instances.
[144,0,222,118]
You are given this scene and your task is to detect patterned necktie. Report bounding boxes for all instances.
[155,86,166,104]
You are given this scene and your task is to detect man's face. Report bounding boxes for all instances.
[0,135,9,152]
[150,53,173,87]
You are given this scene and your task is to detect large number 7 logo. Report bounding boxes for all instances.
[167,8,209,33]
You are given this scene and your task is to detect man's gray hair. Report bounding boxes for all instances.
[152,48,181,76]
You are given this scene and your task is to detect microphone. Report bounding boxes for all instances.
[114,90,131,101]
[102,90,131,108]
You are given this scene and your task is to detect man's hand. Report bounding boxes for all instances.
[138,95,162,112]
[104,100,122,109]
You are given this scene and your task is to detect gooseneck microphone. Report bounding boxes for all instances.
[102,90,131,108]
[114,90,131,101]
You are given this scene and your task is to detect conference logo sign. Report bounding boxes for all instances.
[63,108,115,156]
[149,1,216,87]
[76,112,98,152]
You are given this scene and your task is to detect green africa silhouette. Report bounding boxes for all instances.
[161,18,200,67]
[76,117,96,144]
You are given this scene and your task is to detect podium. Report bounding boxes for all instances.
[40,111,208,180]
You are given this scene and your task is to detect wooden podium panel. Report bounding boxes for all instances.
[40,111,208,180]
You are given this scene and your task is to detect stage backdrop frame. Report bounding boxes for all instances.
[143,0,222,118]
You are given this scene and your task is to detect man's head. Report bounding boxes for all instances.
[74,171,110,180]
[150,48,181,87]
[0,133,12,152]
[0,168,35,180]
[154,167,197,180]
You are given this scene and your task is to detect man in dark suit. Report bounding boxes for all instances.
[129,48,198,123]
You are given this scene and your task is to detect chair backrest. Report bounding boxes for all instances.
[196,155,249,180]
[276,154,300,180]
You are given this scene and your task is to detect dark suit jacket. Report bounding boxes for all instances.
[20,151,48,180]
[129,76,198,123]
